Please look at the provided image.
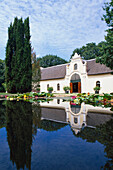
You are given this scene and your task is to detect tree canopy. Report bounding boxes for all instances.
[37,55,67,68]
[70,42,106,60]
[31,49,41,91]
[0,59,5,92]
[5,17,32,93]
[96,0,113,69]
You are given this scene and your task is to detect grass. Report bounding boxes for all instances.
[0,92,17,96]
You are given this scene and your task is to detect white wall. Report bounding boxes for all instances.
[40,78,70,93]
[86,74,113,93]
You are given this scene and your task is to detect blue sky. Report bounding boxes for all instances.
[0,0,109,61]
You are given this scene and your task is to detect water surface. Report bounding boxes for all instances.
[0,99,113,170]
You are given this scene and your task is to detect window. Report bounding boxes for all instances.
[74,64,77,70]
[96,81,100,87]
[74,118,78,124]
[57,99,60,104]
[47,84,49,90]
[57,83,60,91]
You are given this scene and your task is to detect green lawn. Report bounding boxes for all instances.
[0,92,17,96]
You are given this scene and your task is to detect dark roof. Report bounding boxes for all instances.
[87,112,113,127]
[41,64,66,80]
[41,107,67,123]
[87,59,113,75]
[40,59,113,80]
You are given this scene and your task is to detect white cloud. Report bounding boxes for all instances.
[0,0,110,60]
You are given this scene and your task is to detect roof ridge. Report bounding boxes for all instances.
[86,58,96,61]
[41,63,68,69]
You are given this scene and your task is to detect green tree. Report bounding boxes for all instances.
[31,49,41,92]
[6,23,14,92]
[0,59,5,92]
[5,17,32,93]
[21,17,32,92]
[37,55,67,68]
[96,0,113,69]
[71,42,105,60]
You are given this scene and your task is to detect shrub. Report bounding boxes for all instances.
[63,86,71,92]
[37,87,40,92]
[47,87,53,92]
[93,86,100,91]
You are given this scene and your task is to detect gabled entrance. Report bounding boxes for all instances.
[70,74,81,93]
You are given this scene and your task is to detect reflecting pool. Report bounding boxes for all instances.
[0,99,113,170]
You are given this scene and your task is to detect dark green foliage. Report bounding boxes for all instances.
[32,49,41,91]
[21,18,32,92]
[71,42,106,60]
[6,101,33,170]
[0,59,5,92]
[47,87,53,92]
[96,0,113,69]
[32,103,42,135]
[5,17,32,93]
[76,118,113,169]
[0,101,6,128]
[37,54,67,68]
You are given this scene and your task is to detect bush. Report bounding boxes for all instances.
[37,87,40,92]
[47,87,53,92]
[63,86,71,92]
[93,86,100,91]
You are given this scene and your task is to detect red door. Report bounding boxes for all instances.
[78,82,81,93]
[70,83,73,93]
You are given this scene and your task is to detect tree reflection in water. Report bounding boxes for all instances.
[75,117,113,169]
[32,103,67,132]
[5,101,67,170]
[0,101,7,128]
[6,101,33,170]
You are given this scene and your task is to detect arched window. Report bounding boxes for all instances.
[96,81,100,87]
[57,99,60,104]
[74,64,77,70]
[47,84,49,90]
[57,83,60,91]
[74,118,78,124]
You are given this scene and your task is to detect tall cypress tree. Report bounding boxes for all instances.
[6,23,13,93]
[5,17,32,93]
[21,17,32,92]
[15,18,24,92]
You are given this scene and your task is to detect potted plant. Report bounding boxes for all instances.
[93,86,100,94]
[63,86,71,94]
[37,87,40,93]
[47,87,53,93]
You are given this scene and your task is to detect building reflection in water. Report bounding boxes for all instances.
[3,99,113,170]
[40,98,113,134]
[39,99,113,169]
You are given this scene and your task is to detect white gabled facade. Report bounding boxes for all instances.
[40,53,113,94]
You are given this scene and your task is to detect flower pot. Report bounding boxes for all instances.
[95,90,99,94]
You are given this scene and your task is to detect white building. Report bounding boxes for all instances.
[40,53,113,94]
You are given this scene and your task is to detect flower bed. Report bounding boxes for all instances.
[0,92,54,102]
[68,93,113,110]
